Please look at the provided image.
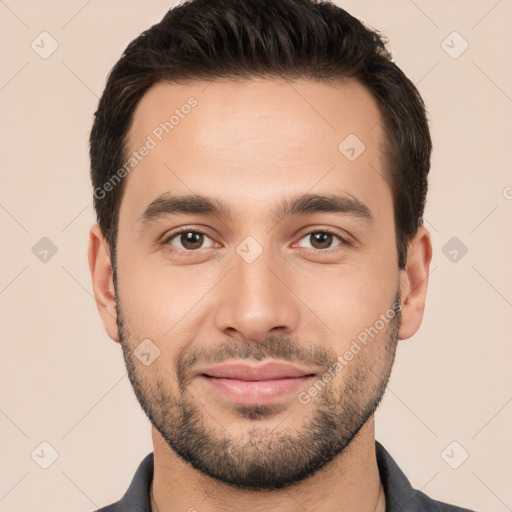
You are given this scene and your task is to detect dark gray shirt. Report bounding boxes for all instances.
[93,441,476,511]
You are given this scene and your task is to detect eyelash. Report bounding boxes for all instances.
[162,227,350,256]
[162,227,217,257]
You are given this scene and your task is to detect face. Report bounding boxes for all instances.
[112,78,403,490]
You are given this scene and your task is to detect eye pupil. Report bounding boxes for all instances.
[181,231,204,249]
[311,232,333,249]
[171,230,340,253]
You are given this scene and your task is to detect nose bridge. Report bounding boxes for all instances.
[214,239,300,340]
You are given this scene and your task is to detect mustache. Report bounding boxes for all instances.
[176,335,338,385]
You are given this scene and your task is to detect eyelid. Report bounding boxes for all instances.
[292,227,351,251]
[161,226,352,255]
[162,226,219,253]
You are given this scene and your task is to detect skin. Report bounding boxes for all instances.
[88,78,432,512]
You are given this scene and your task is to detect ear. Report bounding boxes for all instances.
[88,224,119,342]
[398,226,432,340]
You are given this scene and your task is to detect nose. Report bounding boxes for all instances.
[214,244,300,342]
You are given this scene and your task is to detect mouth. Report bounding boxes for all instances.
[196,361,317,405]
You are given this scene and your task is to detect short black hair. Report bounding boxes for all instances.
[90,0,431,270]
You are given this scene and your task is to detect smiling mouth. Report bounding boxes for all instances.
[196,360,318,405]
[199,375,316,404]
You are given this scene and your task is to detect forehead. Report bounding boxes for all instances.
[120,78,390,224]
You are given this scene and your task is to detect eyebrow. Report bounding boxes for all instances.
[137,192,373,229]
[274,193,373,223]
[137,194,232,229]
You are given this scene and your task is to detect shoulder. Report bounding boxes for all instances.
[90,504,120,512]
[375,441,476,512]
[411,488,476,511]
[89,452,154,512]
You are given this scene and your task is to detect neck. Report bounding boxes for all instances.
[150,418,385,512]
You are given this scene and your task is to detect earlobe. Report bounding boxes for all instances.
[398,226,432,341]
[88,224,119,342]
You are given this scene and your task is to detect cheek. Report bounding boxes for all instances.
[116,212,399,349]
[116,251,219,340]
[293,254,398,351]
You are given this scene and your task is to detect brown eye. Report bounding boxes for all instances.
[180,231,204,250]
[296,230,344,251]
[310,232,333,249]
[166,230,214,251]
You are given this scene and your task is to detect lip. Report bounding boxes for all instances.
[195,361,317,405]
[197,361,317,380]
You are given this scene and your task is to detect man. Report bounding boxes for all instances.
[87,0,475,510]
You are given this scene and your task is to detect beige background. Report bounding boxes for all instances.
[1,1,511,511]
